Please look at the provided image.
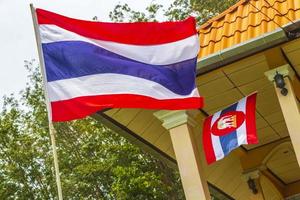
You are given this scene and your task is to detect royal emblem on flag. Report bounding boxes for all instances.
[202,93,258,164]
[212,111,245,136]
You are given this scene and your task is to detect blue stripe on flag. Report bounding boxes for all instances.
[42,41,197,96]
[219,103,239,156]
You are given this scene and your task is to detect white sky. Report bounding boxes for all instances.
[0,0,172,105]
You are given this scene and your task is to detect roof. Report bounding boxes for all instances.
[198,0,300,58]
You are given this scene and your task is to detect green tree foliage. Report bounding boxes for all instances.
[0,60,184,199]
[165,0,239,24]
[109,0,239,24]
[109,3,163,22]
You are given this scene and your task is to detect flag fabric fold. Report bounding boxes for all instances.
[202,93,258,164]
[36,8,203,122]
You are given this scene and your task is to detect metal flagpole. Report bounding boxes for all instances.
[30,4,63,200]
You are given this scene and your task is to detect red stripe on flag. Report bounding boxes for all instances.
[202,116,216,164]
[245,93,258,144]
[36,8,197,45]
[50,94,203,122]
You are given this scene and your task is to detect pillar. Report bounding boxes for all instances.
[265,64,300,166]
[154,110,211,200]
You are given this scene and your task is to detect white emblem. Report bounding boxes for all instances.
[217,115,237,130]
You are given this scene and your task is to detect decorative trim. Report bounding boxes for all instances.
[154,110,199,130]
[242,169,261,181]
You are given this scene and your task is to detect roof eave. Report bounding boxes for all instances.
[197,19,300,75]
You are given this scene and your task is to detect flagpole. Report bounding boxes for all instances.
[30,4,63,200]
[48,122,63,200]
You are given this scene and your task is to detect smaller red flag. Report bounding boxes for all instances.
[202,93,258,164]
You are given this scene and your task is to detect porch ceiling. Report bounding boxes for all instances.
[266,143,300,184]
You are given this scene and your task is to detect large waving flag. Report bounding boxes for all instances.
[202,93,258,164]
[35,9,202,122]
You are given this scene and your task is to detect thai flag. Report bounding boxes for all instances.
[35,9,203,122]
[202,93,258,164]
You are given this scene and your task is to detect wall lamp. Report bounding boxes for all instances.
[274,72,288,96]
[247,178,258,194]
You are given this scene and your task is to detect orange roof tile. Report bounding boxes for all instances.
[198,0,300,58]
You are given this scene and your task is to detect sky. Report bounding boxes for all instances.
[0,0,172,105]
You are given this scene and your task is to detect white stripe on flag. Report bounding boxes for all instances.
[210,111,225,161]
[236,97,248,146]
[47,73,200,102]
[39,25,200,65]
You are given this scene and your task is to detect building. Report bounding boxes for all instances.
[94,0,300,199]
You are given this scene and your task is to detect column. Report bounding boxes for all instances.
[265,64,300,166]
[154,110,211,200]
